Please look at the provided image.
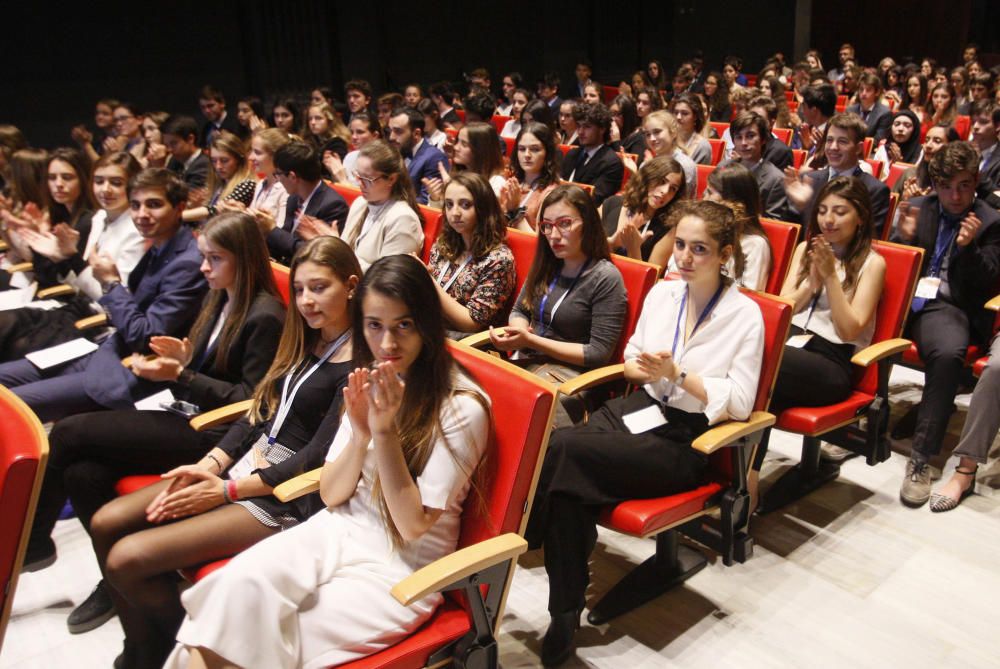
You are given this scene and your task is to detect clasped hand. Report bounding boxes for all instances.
[635,350,678,383]
[343,361,405,440]
[488,323,534,351]
[145,464,225,523]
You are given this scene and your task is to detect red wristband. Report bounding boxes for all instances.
[226,479,240,502]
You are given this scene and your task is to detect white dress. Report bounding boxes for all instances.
[165,375,490,669]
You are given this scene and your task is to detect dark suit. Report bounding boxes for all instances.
[799,166,890,235]
[718,157,791,221]
[559,144,624,206]
[406,140,450,205]
[901,195,1000,459]
[166,151,212,190]
[977,145,1000,196]
[0,225,208,421]
[762,136,794,171]
[846,102,892,142]
[199,111,246,147]
[266,181,348,265]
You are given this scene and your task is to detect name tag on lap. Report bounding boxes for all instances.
[915,277,941,300]
[785,333,814,349]
[622,404,668,434]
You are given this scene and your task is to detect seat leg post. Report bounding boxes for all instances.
[586,530,708,626]
[757,435,842,514]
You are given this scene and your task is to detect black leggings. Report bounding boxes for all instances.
[752,328,854,470]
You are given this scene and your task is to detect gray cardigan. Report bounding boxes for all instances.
[511,258,627,367]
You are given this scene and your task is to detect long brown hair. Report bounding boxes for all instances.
[250,237,362,422]
[453,122,504,178]
[47,147,96,226]
[621,154,685,221]
[520,184,611,314]
[353,255,490,548]
[795,176,874,293]
[435,172,506,262]
[9,148,49,209]
[187,212,278,376]
[208,131,254,200]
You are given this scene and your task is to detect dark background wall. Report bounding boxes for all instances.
[2,0,991,150]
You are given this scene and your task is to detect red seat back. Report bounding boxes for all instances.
[270,261,291,308]
[506,228,537,299]
[696,164,715,198]
[490,115,512,135]
[330,182,363,207]
[419,207,444,263]
[501,136,515,158]
[865,158,883,178]
[602,85,620,103]
[772,128,793,146]
[886,162,915,189]
[863,137,874,159]
[856,242,923,394]
[759,218,800,295]
[954,115,971,139]
[610,255,659,363]
[881,192,899,241]
[455,110,466,123]
[792,149,806,169]
[708,138,725,165]
[709,121,730,138]
[557,143,572,158]
[0,387,48,648]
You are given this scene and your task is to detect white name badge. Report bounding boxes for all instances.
[622,404,668,434]
[915,277,941,300]
[785,333,814,349]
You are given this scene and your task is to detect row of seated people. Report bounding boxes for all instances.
[2,135,999,666]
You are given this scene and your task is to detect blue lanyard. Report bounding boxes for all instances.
[537,258,591,335]
[671,283,725,358]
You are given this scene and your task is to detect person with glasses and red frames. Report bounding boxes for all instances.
[489,184,625,426]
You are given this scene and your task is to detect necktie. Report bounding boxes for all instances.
[912,213,961,312]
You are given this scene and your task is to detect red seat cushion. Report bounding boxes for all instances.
[973,356,988,377]
[776,391,874,435]
[903,342,982,367]
[598,480,724,537]
[114,475,160,496]
[338,601,470,669]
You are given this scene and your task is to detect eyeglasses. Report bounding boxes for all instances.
[539,217,581,235]
[354,172,386,187]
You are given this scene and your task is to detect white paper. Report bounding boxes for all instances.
[227,448,256,481]
[915,277,941,300]
[134,388,175,411]
[25,299,63,311]
[0,282,38,311]
[785,333,814,349]
[622,403,669,434]
[25,337,99,369]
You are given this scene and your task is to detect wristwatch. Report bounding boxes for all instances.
[675,369,687,386]
[101,279,122,295]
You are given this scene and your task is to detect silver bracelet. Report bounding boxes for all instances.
[206,453,224,473]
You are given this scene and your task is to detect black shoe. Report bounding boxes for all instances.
[891,405,918,440]
[541,609,581,667]
[67,580,116,634]
[21,537,56,573]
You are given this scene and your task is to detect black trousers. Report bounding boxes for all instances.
[525,390,708,614]
[752,328,854,470]
[906,300,979,460]
[29,409,225,549]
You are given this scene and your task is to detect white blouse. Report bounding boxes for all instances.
[625,280,764,424]
[251,178,289,231]
[72,209,145,301]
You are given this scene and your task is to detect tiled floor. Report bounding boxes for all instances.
[4,367,999,668]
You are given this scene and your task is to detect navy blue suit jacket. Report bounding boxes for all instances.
[266,181,348,265]
[800,166,890,235]
[83,225,208,408]
[407,140,450,204]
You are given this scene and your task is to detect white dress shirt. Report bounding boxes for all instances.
[625,280,764,424]
[72,209,145,301]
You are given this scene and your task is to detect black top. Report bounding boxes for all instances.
[601,195,670,262]
[33,209,94,288]
[216,357,350,520]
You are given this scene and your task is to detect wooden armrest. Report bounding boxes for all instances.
[189,399,253,432]
[851,338,911,367]
[986,294,1000,311]
[558,363,626,396]
[36,284,75,299]
[0,240,8,252]
[691,411,776,454]
[75,313,108,330]
[273,467,322,502]
[459,330,492,349]
[7,262,33,273]
[391,533,527,606]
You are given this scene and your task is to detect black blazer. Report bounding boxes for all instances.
[33,209,93,288]
[846,102,892,142]
[266,181,348,264]
[763,136,794,171]
[978,147,1000,195]
[801,166,890,236]
[199,111,246,147]
[174,291,286,410]
[905,194,1000,331]
[166,152,212,190]
[559,144,624,206]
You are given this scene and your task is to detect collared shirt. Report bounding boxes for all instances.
[568,145,600,182]
[183,149,202,172]
[404,138,425,168]
[624,280,764,424]
[979,143,997,172]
